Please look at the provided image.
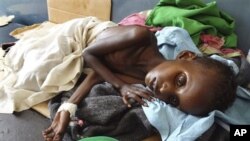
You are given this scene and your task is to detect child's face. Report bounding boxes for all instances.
[145,59,217,115]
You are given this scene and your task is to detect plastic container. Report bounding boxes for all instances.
[78,136,118,141]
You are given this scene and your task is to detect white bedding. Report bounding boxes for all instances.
[0,17,116,113]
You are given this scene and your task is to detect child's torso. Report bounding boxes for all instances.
[96,26,159,82]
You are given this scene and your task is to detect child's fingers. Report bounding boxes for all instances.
[135,91,153,101]
[122,95,131,107]
[53,134,62,141]
[43,127,53,135]
[128,88,153,102]
[124,92,148,107]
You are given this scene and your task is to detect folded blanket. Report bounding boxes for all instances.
[146,0,237,47]
[49,81,156,141]
[0,17,116,113]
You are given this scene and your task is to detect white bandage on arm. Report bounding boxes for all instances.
[57,102,77,118]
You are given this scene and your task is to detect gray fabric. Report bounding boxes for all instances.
[236,57,250,89]
[49,82,155,141]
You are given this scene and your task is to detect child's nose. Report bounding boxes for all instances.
[159,82,174,94]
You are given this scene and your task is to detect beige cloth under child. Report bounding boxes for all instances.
[0,17,117,113]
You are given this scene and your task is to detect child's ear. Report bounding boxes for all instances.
[176,51,197,60]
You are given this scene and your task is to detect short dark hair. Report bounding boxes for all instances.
[194,56,237,112]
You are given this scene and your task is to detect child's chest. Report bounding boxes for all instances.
[103,45,150,78]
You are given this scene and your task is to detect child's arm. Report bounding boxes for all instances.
[43,26,154,141]
[83,26,153,106]
[43,70,102,141]
[67,70,103,104]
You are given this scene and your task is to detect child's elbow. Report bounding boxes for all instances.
[82,50,92,64]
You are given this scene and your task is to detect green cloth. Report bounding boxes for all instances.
[146,0,237,47]
[79,136,118,141]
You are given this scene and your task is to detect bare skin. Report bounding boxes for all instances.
[43,25,218,141]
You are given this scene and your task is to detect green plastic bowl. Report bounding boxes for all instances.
[78,136,119,141]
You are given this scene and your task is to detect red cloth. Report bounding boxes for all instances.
[199,34,243,58]
[118,13,161,32]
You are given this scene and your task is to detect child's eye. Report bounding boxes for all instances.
[175,73,187,87]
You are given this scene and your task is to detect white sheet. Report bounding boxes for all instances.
[0,17,116,113]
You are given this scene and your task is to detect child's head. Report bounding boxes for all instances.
[191,56,237,115]
[145,51,237,116]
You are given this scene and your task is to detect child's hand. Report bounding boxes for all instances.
[119,84,153,107]
[43,110,70,141]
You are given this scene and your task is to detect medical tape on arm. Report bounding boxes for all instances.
[57,102,77,118]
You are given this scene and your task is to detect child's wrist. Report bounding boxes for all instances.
[57,102,77,118]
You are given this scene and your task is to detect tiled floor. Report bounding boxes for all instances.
[0,110,50,141]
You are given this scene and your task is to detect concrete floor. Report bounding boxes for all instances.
[0,110,230,141]
[0,110,50,141]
